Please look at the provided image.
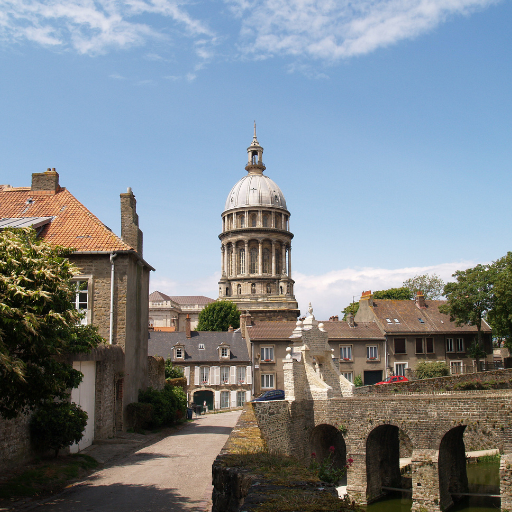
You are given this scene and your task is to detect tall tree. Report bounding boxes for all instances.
[196,300,240,332]
[403,273,445,300]
[373,287,413,300]
[439,264,493,362]
[0,228,103,419]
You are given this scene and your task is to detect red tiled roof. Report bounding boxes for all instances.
[0,187,131,252]
[371,299,492,334]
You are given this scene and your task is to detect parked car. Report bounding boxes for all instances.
[251,389,285,401]
[375,375,409,385]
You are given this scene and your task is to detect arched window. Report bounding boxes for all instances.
[252,151,258,164]
[250,248,258,274]
[275,214,281,229]
[239,248,245,274]
[263,215,268,227]
[275,249,281,275]
[240,215,245,228]
[226,287,230,296]
[263,248,270,273]
[251,214,257,227]
[237,284,242,295]
[251,283,256,294]
[280,286,283,294]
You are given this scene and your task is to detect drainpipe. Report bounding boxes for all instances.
[251,342,255,398]
[384,335,389,378]
[109,252,117,345]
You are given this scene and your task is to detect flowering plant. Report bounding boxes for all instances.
[309,447,353,484]
[343,357,350,361]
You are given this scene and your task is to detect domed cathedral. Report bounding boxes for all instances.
[218,125,300,321]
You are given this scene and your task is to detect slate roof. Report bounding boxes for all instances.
[0,187,132,252]
[148,330,250,363]
[148,292,214,306]
[370,299,492,334]
[246,321,385,341]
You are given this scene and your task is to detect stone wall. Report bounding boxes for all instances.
[147,356,165,390]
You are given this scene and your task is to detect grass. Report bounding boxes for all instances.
[477,453,501,463]
[0,454,98,501]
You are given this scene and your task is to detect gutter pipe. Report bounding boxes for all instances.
[109,252,117,345]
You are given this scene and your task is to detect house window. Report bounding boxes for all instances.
[237,366,246,384]
[426,337,434,354]
[394,338,406,354]
[220,391,230,409]
[198,344,205,350]
[200,367,209,384]
[237,391,246,407]
[220,366,229,384]
[395,362,408,376]
[175,348,183,359]
[238,248,245,274]
[221,347,229,358]
[367,346,378,360]
[456,338,464,352]
[261,374,274,389]
[73,280,89,325]
[261,347,274,362]
[250,248,258,274]
[342,372,353,383]
[415,338,424,354]
[340,345,352,361]
[450,360,462,374]
[446,338,454,352]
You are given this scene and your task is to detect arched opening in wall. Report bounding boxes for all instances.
[251,151,258,164]
[438,426,468,511]
[266,283,271,294]
[225,287,230,297]
[251,283,256,294]
[193,390,214,413]
[309,424,347,483]
[366,424,412,503]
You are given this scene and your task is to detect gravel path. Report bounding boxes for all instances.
[33,411,241,512]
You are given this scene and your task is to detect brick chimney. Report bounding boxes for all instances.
[415,291,426,309]
[120,187,143,256]
[240,313,246,339]
[185,314,191,338]
[31,168,60,194]
[346,312,355,327]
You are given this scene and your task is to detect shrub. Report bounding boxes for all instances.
[167,377,187,389]
[354,374,363,387]
[415,360,450,379]
[127,402,154,430]
[165,358,184,379]
[138,383,187,428]
[30,401,88,457]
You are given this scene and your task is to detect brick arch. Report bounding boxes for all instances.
[360,419,418,451]
[309,423,346,469]
[432,420,504,453]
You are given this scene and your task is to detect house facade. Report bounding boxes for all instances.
[148,318,252,411]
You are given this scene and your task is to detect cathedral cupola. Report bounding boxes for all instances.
[246,123,265,173]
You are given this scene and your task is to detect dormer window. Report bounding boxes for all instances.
[175,347,183,359]
[219,345,230,359]
[198,344,205,350]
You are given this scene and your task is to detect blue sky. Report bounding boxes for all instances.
[1,0,511,319]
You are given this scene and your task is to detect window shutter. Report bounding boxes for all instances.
[246,366,252,385]
[230,390,237,408]
[194,366,200,386]
[185,367,190,386]
[214,391,220,410]
[213,366,220,385]
[246,390,251,403]
[230,366,237,384]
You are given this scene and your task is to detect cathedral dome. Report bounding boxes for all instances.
[224,174,287,212]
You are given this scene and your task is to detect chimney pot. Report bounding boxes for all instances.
[185,314,191,338]
[415,290,426,309]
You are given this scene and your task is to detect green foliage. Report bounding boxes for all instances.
[403,273,445,300]
[126,402,154,431]
[0,228,103,419]
[354,374,363,387]
[341,301,359,320]
[30,401,88,457]
[415,360,450,379]
[373,287,413,300]
[138,383,187,428]
[164,358,184,379]
[310,447,352,484]
[467,339,487,360]
[440,264,494,360]
[196,300,240,331]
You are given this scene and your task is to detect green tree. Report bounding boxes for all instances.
[341,301,359,320]
[403,273,445,300]
[439,264,494,364]
[196,300,240,331]
[373,287,412,300]
[0,228,103,419]
[165,358,184,379]
[415,360,450,379]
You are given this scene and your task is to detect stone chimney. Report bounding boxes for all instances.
[185,314,191,339]
[31,168,60,194]
[228,325,234,333]
[120,187,143,256]
[415,291,426,309]
[240,313,246,339]
[346,312,355,328]
[354,290,374,323]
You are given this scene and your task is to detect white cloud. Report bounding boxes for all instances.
[228,0,500,60]
[109,72,127,79]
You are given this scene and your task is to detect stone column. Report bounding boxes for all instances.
[410,450,440,512]
[272,211,275,228]
[221,244,225,275]
[232,244,236,277]
[244,240,249,275]
[258,210,262,227]
[288,245,292,278]
[346,451,367,506]
[271,241,276,276]
[282,244,286,275]
[500,453,512,511]
[258,240,263,275]
[244,210,248,228]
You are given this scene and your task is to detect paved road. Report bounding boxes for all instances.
[35,411,241,512]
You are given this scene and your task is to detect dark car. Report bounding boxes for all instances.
[251,389,285,402]
[375,375,408,385]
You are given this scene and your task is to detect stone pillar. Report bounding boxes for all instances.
[245,210,248,228]
[410,450,440,512]
[271,241,276,276]
[232,244,236,277]
[272,211,275,228]
[258,210,262,227]
[281,244,286,275]
[244,240,249,275]
[258,240,263,275]
[288,245,292,278]
[500,453,512,511]
[221,244,225,275]
[346,451,367,506]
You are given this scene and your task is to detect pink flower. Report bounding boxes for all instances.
[347,457,354,465]
[329,446,335,453]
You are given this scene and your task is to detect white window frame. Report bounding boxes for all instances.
[175,347,183,359]
[340,345,352,361]
[237,366,246,384]
[446,338,454,353]
[261,373,274,389]
[367,345,378,360]
[394,362,408,376]
[220,366,229,384]
[239,248,245,274]
[221,346,229,358]
[341,371,353,383]
[450,360,463,374]
[220,391,230,409]
[456,338,464,353]
[72,277,92,325]
[200,366,210,385]
[237,390,246,407]
[261,346,274,362]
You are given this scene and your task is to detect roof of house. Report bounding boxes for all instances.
[246,320,385,341]
[0,186,132,252]
[148,292,214,306]
[370,299,492,334]
[148,330,250,363]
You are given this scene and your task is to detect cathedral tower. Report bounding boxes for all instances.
[218,125,299,321]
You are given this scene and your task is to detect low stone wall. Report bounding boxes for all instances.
[147,356,165,390]
[354,368,512,395]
